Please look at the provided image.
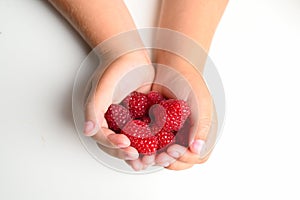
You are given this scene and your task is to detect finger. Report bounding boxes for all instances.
[170,148,211,164]
[155,152,176,167]
[83,86,101,136]
[97,144,139,160]
[165,160,194,171]
[83,68,114,135]
[167,144,210,164]
[142,155,156,166]
[126,159,144,171]
[187,73,216,157]
[189,103,218,158]
[166,144,188,159]
[91,127,130,148]
[107,133,131,148]
[83,68,120,145]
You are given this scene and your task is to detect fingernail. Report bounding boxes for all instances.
[169,151,180,158]
[84,121,97,136]
[107,134,131,148]
[191,140,205,155]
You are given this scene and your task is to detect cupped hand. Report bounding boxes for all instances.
[151,64,218,170]
[83,51,154,162]
[83,51,217,172]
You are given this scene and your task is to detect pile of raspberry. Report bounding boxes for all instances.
[104,91,191,155]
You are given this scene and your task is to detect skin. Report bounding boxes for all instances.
[154,0,228,170]
[49,0,228,171]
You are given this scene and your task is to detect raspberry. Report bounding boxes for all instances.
[104,104,131,133]
[175,118,191,147]
[147,91,164,107]
[141,116,151,124]
[121,120,158,155]
[150,99,191,132]
[105,91,191,156]
[150,124,163,135]
[156,130,175,150]
[122,91,149,119]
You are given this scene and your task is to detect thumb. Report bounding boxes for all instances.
[83,80,101,136]
[189,98,218,158]
[83,71,110,137]
[83,74,131,148]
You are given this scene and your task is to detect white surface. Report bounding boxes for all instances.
[0,0,299,199]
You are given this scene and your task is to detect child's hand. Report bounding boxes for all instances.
[152,62,218,170]
[50,0,227,172]
[83,51,154,162]
[126,63,218,171]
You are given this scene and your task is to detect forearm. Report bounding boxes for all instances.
[158,0,228,52]
[49,0,138,48]
[156,0,228,72]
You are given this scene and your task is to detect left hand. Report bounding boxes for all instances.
[125,62,218,171]
[150,64,218,170]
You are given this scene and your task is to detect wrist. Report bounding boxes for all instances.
[119,50,151,65]
[93,29,150,64]
[155,50,204,74]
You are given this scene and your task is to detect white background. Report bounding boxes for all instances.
[1,0,300,199]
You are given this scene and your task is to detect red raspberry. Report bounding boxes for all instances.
[150,124,163,135]
[156,130,175,150]
[150,99,191,132]
[147,91,164,107]
[141,116,151,124]
[104,104,131,133]
[175,118,191,147]
[122,91,149,119]
[121,120,158,155]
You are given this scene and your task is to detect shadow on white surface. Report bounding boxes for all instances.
[41,1,92,129]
